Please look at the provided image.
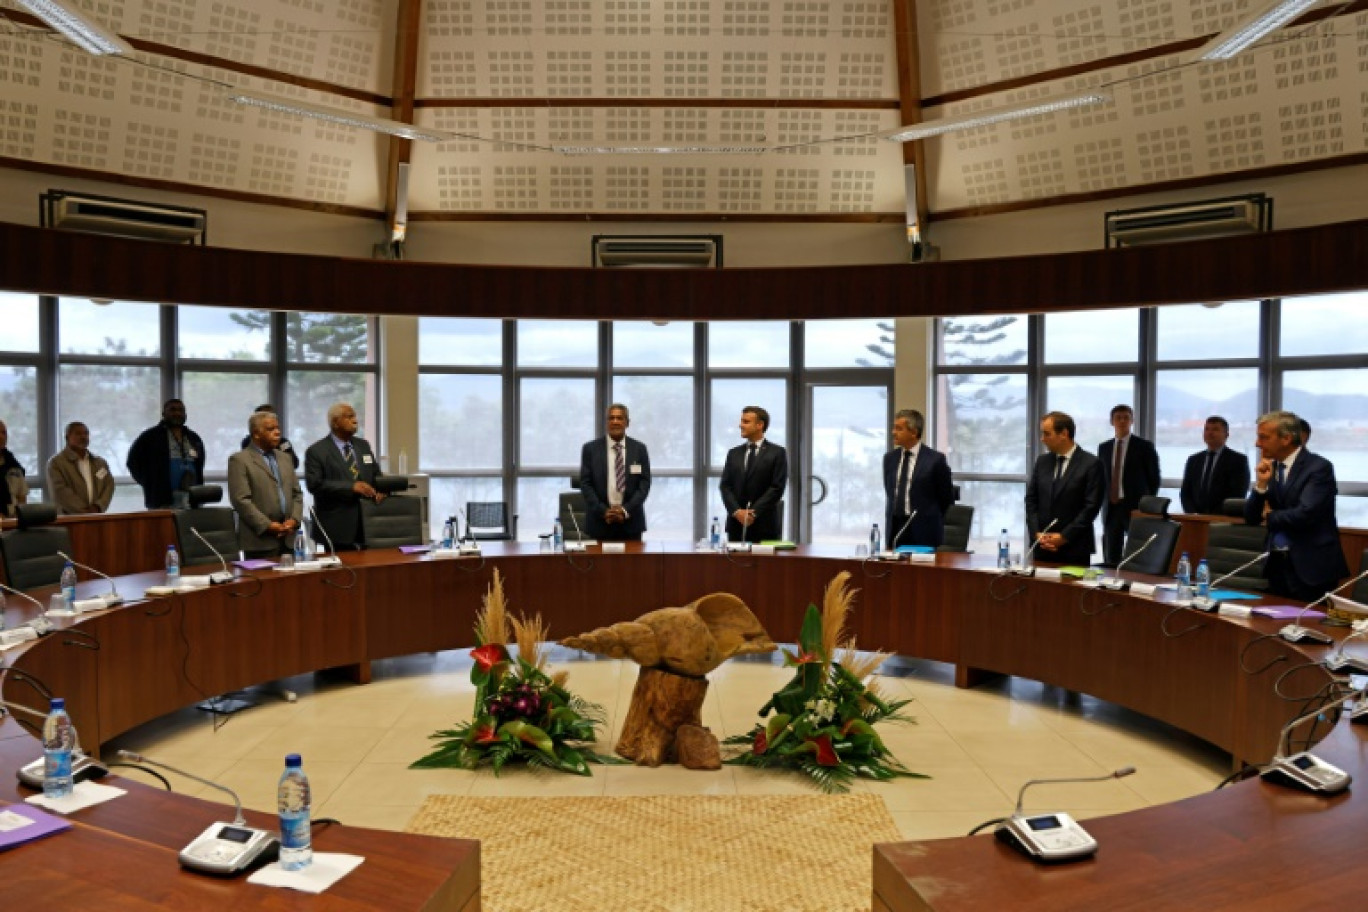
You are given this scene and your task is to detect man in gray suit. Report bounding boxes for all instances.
[228,411,304,559]
[305,402,384,550]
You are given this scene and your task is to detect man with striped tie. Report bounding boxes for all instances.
[578,403,651,542]
[305,402,385,550]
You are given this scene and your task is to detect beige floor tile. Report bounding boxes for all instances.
[107,753,238,797]
[986,776,1146,811]
[953,730,1107,772]
[1120,764,1225,805]
[874,765,1013,812]
[1064,729,1230,775]
[886,810,1006,842]
[192,759,355,815]
[108,717,281,762]
[326,762,474,806]
[365,722,462,764]
[602,763,738,797]
[242,725,387,765]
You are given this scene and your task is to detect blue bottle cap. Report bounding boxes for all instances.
[285,753,302,767]
[50,697,65,711]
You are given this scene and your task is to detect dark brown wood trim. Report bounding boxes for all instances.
[3,218,1365,321]
[414,97,900,110]
[932,152,1368,222]
[891,0,925,227]
[0,157,384,221]
[405,210,905,223]
[921,3,1368,109]
[383,0,423,227]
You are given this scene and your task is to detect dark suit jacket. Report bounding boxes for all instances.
[1024,447,1106,566]
[304,435,380,549]
[1180,447,1250,515]
[1244,450,1350,593]
[126,422,207,509]
[882,445,955,548]
[579,436,651,540]
[1098,434,1160,519]
[719,440,788,541]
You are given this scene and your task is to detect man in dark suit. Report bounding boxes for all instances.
[882,408,954,549]
[1179,416,1251,515]
[578,403,651,542]
[228,411,304,558]
[304,402,384,550]
[1244,410,1349,601]
[1097,404,1161,566]
[719,405,788,542]
[126,398,207,510]
[1025,411,1105,567]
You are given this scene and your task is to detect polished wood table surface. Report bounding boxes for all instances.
[4,541,1367,910]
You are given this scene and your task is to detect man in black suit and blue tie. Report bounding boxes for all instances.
[1179,416,1250,515]
[578,403,651,542]
[882,409,954,549]
[719,406,788,542]
[1097,404,1161,566]
[304,402,384,550]
[1025,411,1105,567]
[1244,410,1349,601]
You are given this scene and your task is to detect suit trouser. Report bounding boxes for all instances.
[1102,502,1135,565]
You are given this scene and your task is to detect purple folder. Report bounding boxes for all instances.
[0,804,71,851]
[1251,605,1327,620]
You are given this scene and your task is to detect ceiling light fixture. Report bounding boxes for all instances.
[15,0,131,55]
[226,91,449,142]
[1197,0,1321,60]
[884,90,1112,143]
[554,144,768,155]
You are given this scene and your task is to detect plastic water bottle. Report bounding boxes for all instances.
[997,529,1011,569]
[442,517,455,549]
[165,545,180,585]
[870,523,882,554]
[43,697,75,800]
[278,753,312,871]
[1175,552,1192,603]
[294,530,308,564]
[709,517,721,551]
[552,518,564,552]
[1196,559,1211,600]
[60,561,78,610]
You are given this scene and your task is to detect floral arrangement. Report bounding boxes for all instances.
[412,569,622,776]
[723,571,925,793]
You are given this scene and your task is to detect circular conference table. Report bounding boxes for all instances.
[3,543,1367,911]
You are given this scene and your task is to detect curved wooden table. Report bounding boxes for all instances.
[3,544,1364,910]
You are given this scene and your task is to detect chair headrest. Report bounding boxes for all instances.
[1220,497,1246,518]
[15,502,58,529]
[188,484,224,507]
[1136,495,1170,516]
[374,475,410,495]
[569,473,581,489]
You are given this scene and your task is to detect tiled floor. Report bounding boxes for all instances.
[103,649,1231,842]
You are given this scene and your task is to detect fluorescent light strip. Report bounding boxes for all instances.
[884,91,1111,143]
[227,92,449,143]
[16,0,131,55]
[1197,0,1321,60]
[555,144,768,155]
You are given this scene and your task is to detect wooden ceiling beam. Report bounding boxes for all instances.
[383,0,423,236]
[891,0,928,231]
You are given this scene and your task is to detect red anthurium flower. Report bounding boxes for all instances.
[473,723,501,744]
[471,643,506,672]
[753,730,769,755]
[810,734,839,767]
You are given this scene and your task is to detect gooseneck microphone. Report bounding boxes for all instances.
[187,531,236,586]
[1017,518,1058,574]
[1189,550,1271,612]
[1260,685,1364,793]
[55,551,123,605]
[1012,766,1136,816]
[307,505,356,589]
[0,579,45,611]
[118,750,248,823]
[985,766,1136,862]
[1097,534,1157,589]
[1280,566,1368,644]
[1323,620,1368,675]
[889,510,917,553]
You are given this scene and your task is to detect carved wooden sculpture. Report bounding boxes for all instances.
[563,593,776,768]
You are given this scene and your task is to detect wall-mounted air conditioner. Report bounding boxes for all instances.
[1105,194,1271,248]
[41,190,208,244]
[592,235,723,268]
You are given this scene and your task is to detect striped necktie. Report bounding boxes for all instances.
[614,442,626,493]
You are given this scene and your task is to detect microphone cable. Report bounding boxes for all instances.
[1238,632,1289,676]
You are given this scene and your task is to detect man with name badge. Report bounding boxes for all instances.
[126,399,207,510]
[1025,411,1105,567]
[229,411,304,559]
[1097,404,1160,566]
[579,403,651,542]
[1244,410,1348,601]
[719,405,789,543]
[305,402,384,550]
[1179,416,1250,515]
[882,409,954,549]
[47,421,114,515]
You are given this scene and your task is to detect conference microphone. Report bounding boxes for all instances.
[456,506,481,554]
[0,579,45,612]
[727,502,755,552]
[1188,550,1271,613]
[55,551,123,606]
[186,531,236,585]
[1280,567,1368,645]
[116,750,278,874]
[1014,519,1058,575]
[306,505,343,567]
[1260,685,1363,793]
[564,506,589,552]
[994,766,1136,862]
[1323,619,1368,676]
[878,511,918,561]
[3,697,109,789]
[1096,534,1157,590]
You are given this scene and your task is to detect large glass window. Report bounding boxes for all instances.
[1154,369,1259,474]
[610,376,693,470]
[58,364,161,467]
[1157,301,1260,361]
[709,378,787,465]
[1282,369,1368,482]
[285,312,374,364]
[1044,309,1138,364]
[805,319,894,369]
[420,374,502,471]
[179,307,271,361]
[59,298,160,357]
[419,317,502,366]
[1280,292,1368,357]
[708,321,789,368]
[614,321,693,369]
[936,373,1029,475]
[519,320,596,367]
[0,293,40,353]
[182,372,271,466]
[0,365,39,471]
[287,371,377,444]
[520,377,594,469]
[1044,375,1136,454]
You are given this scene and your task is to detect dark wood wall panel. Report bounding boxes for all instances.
[3,219,1366,321]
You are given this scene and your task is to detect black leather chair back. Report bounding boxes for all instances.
[1205,522,1270,591]
[0,503,72,590]
[174,507,238,568]
[937,504,974,553]
[1121,516,1181,575]
[467,501,516,541]
[360,494,424,549]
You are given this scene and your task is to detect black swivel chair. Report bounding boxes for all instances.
[1220,497,1247,518]
[937,504,975,553]
[1136,494,1171,517]
[0,503,72,591]
[360,477,424,549]
[466,501,517,541]
[1205,522,1270,592]
[1120,514,1181,575]
[173,484,238,569]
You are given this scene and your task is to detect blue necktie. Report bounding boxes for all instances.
[266,451,287,514]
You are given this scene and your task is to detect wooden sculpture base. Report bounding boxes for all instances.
[616,666,714,767]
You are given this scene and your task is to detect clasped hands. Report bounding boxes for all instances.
[1035,531,1066,552]
[733,508,756,527]
[267,518,299,538]
[603,505,628,525]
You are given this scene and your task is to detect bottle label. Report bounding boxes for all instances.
[280,812,311,849]
[45,749,72,781]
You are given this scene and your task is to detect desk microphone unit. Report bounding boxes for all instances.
[564,508,590,552]
[186,531,236,585]
[876,511,917,561]
[726,502,754,552]
[1188,550,1270,612]
[1260,688,1361,794]
[994,767,1136,862]
[1276,570,1368,644]
[1322,619,1368,676]
[2,698,109,789]
[117,750,278,875]
[1096,534,1156,590]
[307,506,343,567]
